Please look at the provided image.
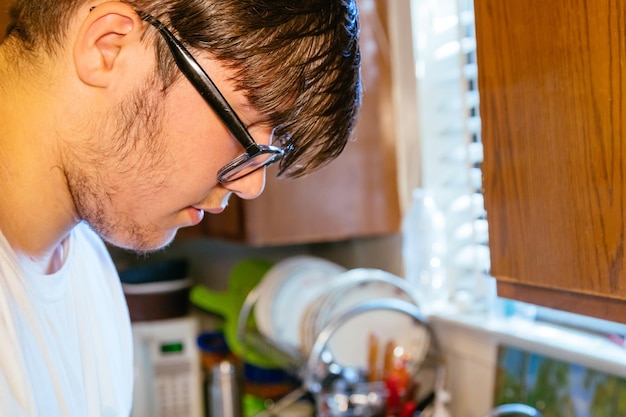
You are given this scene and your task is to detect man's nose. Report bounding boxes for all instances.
[223,167,267,200]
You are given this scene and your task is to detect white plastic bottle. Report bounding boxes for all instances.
[402,188,449,313]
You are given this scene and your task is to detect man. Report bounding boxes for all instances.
[0,0,361,415]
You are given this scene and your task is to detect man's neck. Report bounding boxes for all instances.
[0,56,79,273]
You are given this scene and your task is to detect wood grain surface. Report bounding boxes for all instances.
[476,0,626,321]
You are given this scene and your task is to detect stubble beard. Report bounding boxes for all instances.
[66,81,173,254]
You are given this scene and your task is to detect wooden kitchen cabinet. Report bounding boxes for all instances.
[180,0,402,246]
[475,0,626,322]
[0,2,7,42]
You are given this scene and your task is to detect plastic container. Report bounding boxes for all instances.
[197,331,236,371]
[402,188,449,313]
[119,259,192,322]
[243,362,300,401]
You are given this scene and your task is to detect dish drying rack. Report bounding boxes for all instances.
[236,285,448,417]
[236,282,306,374]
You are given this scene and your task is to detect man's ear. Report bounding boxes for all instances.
[73,2,146,87]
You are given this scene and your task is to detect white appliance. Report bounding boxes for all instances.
[130,316,202,417]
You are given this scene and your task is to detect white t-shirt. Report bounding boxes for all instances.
[0,222,133,416]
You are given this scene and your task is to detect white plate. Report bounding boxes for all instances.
[325,305,431,371]
[304,298,433,392]
[301,268,420,355]
[254,256,346,352]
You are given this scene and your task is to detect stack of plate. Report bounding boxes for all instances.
[299,268,421,359]
[252,255,347,354]
[250,257,431,377]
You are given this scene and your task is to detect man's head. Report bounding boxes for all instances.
[5,0,362,177]
[1,0,361,252]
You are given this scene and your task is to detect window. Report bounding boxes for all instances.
[390,0,626,337]
[390,0,489,312]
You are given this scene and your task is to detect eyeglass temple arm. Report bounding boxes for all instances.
[139,12,261,155]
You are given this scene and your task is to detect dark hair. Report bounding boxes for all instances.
[6,0,362,177]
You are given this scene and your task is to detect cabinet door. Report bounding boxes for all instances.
[476,0,626,322]
[182,0,401,245]
[0,1,8,41]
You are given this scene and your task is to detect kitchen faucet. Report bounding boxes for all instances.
[484,403,542,417]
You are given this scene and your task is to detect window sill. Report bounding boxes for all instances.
[429,306,626,378]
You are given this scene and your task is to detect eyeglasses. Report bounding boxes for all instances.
[139,12,287,183]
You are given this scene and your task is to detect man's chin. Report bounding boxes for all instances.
[101,229,178,255]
